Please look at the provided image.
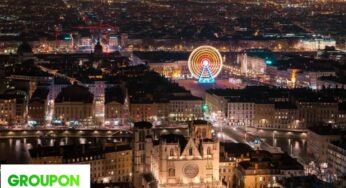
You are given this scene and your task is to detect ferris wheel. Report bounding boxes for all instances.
[188,45,223,83]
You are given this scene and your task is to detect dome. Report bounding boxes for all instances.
[94,41,103,56]
[55,84,94,103]
[17,41,33,56]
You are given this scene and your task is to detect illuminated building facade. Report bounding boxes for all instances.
[105,87,125,126]
[296,99,338,127]
[205,90,230,116]
[4,90,28,125]
[207,86,343,130]
[148,61,190,79]
[254,103,275,129]
[297,38,336,51]
[273,102,299,129]
[87,81,106,126]
[234,152,304,188]
[327,141,346,186]
[130,102,169,122]
[239,49,274,78]
[102,146,133,183]
[29,144,132,183]
[228,101,255,128]
[133,121,154,187]
[219,143,253,188]
[307,125,346,165]
[240,54,267,77]
[30,155,63,165]
[306,71,336,90]
[133,121,222,188]
[28,88,49,126]
[105,100,124,124]
[219,159,236,188]
[0,95,16,126]
[337,103,346,127]
[54,84,94,125]
[169,95,204,122]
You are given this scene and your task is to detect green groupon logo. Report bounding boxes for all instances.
[8,174,80,187]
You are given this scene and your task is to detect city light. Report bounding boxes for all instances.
[0,1,345,188]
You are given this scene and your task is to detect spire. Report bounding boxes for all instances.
[94,39,103,57]
[122,88,130,126]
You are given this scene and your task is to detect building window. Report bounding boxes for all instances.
[139,131,145,142]
[168,168,175,176]
[207,147,211,155]
[189,147,193,156]
[202,129,207,138]
[169,149,174,156]
[141,155,145,163]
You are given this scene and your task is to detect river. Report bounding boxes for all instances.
[0,137,119,163]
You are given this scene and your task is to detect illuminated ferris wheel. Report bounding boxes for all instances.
[188,45,223,83]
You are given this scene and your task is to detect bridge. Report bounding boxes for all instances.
[0,128,132,139]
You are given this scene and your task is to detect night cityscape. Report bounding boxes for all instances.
[0,0,345,187]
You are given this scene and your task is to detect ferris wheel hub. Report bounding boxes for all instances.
[202,60,209,66]
[188,45,223,84]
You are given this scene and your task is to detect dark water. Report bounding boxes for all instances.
[0,138,31,163]
[263,137,307,160]
[0,137,118,163]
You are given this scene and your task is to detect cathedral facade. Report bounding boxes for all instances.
[133,120,223,188]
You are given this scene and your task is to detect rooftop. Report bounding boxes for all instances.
[191,120,209,125]
[169,94,202,101]
[133,121,153,129]
[338,102,346,111]
[11,60,52,77]
[17,41,33,55]
[274,102,297,109]
[207,86,339,104]
[238,152,303,171]
[29,88,49,103]
[105,87,125,104]
[0,94,17,100]
[134,51,189,63]
[30,144,131,159]
[54,77,71,85]
[160,134,187,154]
[220,142,254,160]
[330,140,346,151]
[91,182,132,188]
[55,84,93,103]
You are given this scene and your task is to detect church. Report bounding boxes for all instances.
[133,120,222,188]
